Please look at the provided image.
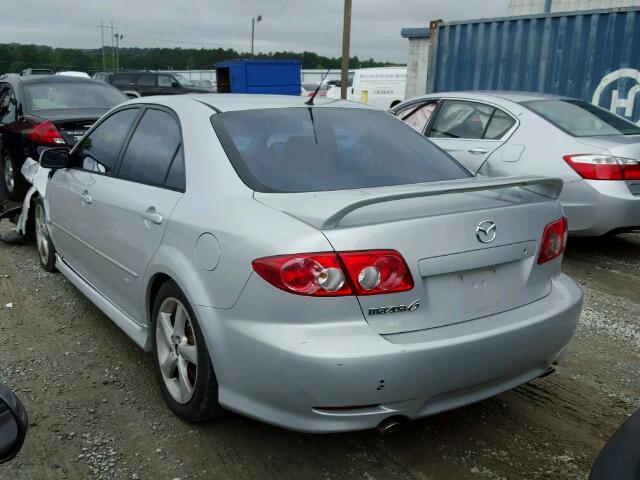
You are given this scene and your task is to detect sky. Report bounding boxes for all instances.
[2,0,510,63]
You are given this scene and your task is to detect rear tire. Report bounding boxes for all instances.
[34,197,57,272]
[151,280,225,422]
[2,150,28,201]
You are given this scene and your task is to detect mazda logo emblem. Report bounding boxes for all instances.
[476,220,497,243]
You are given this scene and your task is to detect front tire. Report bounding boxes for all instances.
[151,280,224,422]
[34,198,57,272]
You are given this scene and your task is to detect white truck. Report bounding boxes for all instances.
[326,67,407,110]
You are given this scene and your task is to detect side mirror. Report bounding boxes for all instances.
[171,81,180,88]
[39,147,70,169]
[0,384,28,464]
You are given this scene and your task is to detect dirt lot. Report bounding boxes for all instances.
[0,217,638,480]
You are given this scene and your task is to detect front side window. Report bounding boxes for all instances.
[212,107,470,193]
[118,109,182,186]
[524,99,640,137]
[0,87,16,124]
[158,75,175,88]
[73,108,139,173]
[398,101,437,133]
[25,83,125,112]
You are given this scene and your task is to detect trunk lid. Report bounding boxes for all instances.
[33,109,106,145]
[256,177,564,334]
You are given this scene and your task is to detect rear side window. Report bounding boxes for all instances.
[118,108,182,187]
[0,87,16,124]
[73,108,139,173]
[525,99,640,137]
[111,74,136,86]
[429,100,515,140]
[137,74,156,87]
[212,107,470,193]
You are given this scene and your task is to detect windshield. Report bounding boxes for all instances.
[25,83,126,112]
[524,99,640,137]
[212,107,470,193]
[174,74,194,87]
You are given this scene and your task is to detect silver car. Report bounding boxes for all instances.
[33,94,582,433]
[392,92,640,236]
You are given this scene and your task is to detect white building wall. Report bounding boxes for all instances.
[507,0,640,15]
[404,37,430,99]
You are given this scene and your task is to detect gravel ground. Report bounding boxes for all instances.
[0,217,638,480]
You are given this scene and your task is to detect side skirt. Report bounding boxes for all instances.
[55,254,151,351]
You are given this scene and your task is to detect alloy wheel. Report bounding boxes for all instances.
[155,297,198,404]
[35,203,50,265]
[3,155,14,194]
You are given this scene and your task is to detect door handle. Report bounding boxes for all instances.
[141,207,163,225]
[468,148,489,155]
[80,191,92,205]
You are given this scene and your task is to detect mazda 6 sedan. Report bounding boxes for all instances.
[392,92,640,236]
[33,94,582,433]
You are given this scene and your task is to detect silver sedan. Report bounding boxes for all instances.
[392,92,640,236]
[32,94,581,433]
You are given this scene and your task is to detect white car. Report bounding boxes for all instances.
[327,67,406,109]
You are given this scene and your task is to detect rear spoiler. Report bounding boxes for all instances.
[320,176,563,229]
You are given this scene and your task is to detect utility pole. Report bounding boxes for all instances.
[114,33,123,71]
[100,20,105,70]
[110,20,115,70]
[251,15,262,58]
[340,0,352,99]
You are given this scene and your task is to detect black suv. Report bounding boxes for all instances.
[107,71,210,98]
[0,75,126,200]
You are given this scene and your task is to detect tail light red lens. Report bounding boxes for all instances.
[252,250,414,296]
[27,120,66,145]
[537,217,568,264]
[564,154,640,180]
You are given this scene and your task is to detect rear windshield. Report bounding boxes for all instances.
[25,83,126,112]
[211,107,470,193]
[524,99,640,137]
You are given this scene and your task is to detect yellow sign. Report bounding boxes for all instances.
[360,90,369,104]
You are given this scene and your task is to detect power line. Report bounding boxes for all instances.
[266,0,289,26]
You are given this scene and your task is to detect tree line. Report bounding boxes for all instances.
[0,43,396,74]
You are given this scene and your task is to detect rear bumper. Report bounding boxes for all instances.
[561,180,640,236]
[198,273,582,433]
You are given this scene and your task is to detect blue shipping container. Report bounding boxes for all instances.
[214,59,302,96]
[426,7,640,122]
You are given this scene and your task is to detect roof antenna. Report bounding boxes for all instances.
[305,68,331,106]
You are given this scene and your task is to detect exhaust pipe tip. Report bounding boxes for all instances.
[376,416,408,436]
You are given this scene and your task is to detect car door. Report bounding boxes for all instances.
[136,73,158,96]
[426,99,517,173]
[47,107,141,281]
[157,75,179,95]
[83,106,184,322]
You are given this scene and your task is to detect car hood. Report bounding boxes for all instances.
[575,134,640,159]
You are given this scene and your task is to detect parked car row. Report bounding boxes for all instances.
[392,91,640,236]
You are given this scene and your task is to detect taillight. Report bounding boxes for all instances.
[564,154,640,180]
[27,120,66,145]
[537,217,568,264]
[252,250,414,296]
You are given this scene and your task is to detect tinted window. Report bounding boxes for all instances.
[73,108,139,173]
[0,87,16,124]
[118,109,181,186]
[25,83,125,111]
[398,101,437,133]
[137,74,155,87]
[212,107,469,193]
[525,99,640,136]
[430,100,494,139]
[165,146,185,190]
[484,109,515,139]
[111,73,136,86]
